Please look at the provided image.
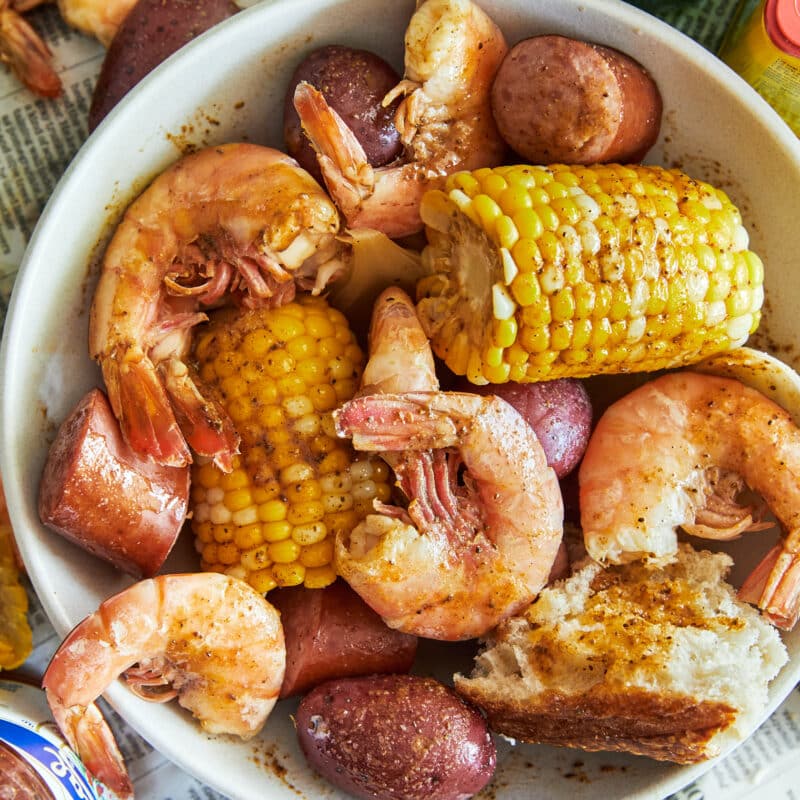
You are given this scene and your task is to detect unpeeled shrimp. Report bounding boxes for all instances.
[42,573,286,798]
[579,370,800,630]
[360,286,439,395]
[0,0,61,96]
[89,142,346,472]
[293,0,508,238]
[334,388,563,641]
[0,0,137,96]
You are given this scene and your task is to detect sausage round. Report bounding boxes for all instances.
[270,579,417,698]
[38,388,190,577]
[491,34,662,164]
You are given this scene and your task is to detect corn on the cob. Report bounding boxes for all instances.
[0,483,32,670]
[416,164,765,384]
[190,296,392,593]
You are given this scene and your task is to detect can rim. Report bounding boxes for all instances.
[765,0,800,58]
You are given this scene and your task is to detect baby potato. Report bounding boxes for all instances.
[284,45,403,181]
[296,674,496,800]
[458,378,593,478]
[89,0,239,131]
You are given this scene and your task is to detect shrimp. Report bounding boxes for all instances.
[88,142,346,472]
[334,388,564,641]
[0,0,136,96]
[292,0,508,238]
[360,286,439,395]
[42,573,286,798]
[0,0,61,96]
[578,370,800,630]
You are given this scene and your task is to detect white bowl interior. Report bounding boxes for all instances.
[2,1,800,798]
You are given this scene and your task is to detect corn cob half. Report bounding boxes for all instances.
[416,164,764,384]
[0,484,32,670]
[190,296,392,593]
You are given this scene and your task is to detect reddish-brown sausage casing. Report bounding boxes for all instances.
[38,388,190,577]
[491,34,662,164]
[270,580,417,698]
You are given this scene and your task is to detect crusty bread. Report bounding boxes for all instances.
[454,544,787,763]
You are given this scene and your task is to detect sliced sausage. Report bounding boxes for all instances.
[491,34,662,164]
[38,388,190,577]
[270,580,418,699]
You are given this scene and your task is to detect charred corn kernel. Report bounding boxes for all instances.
[0,489,32,671]
[191,297,392,593]
[417,164,764,382]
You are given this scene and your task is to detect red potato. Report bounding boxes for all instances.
[491,34,662,164]
[296,674,496,800]
[88,0,239,131]
[38,388,189,578]
[458,378,593,478]
[283,45,403,182]
[269,580,418,699]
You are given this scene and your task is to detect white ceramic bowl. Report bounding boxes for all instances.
[3,1,800,798]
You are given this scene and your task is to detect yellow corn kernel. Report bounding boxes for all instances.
[263,520,292,542]
[292,521,328,546]
[416,164,764,383]
[269,538,302,564]
[272,563,306,587]
[190,297,391,592]
[300,538,335,568]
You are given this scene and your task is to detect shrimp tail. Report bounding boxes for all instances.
[45,692,133,799]
[0,3,62,97]
[293,81,374,218]
[335,391,461,452]
[161,357,240,472]
[739,539,800,630]
[102,350,193,468]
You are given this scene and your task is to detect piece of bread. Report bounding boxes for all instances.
[454,544,787,763]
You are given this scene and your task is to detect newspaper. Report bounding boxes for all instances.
[1,1,798,799]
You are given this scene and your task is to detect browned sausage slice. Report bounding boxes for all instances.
[491,34,662,164]
[270,580,418,699]
[38,388,190,578]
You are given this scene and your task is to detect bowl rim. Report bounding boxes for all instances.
[2,1,800,799]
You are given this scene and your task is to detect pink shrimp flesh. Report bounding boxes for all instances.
[579,370,800,630]
[334,389,564,640]
[0,0,61,96]
[42,573,286,797]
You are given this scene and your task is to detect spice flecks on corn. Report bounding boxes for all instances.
[416,164,765,384]
[190,296,392,593]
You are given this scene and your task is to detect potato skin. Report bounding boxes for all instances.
[284,45,403,181]
[296,674,496,800]
[88,0,239,131]
[459,378,592,478]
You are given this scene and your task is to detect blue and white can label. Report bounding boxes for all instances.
[0,678,108,800]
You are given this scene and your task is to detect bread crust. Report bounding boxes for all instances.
[454,682,736,763]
